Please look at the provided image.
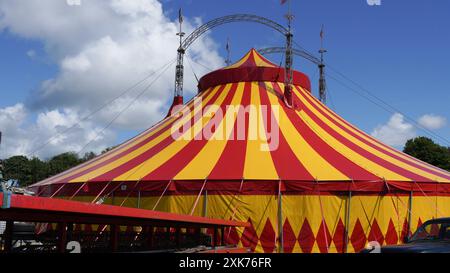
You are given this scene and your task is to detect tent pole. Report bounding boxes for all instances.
[69,182,86,200]
[152,180,172,211]
[137,190,141,209]
[278,180,284,253]
[189,178,207,216]
[407,190,413,239]
[344,189,352,253]
[203,189,208,217]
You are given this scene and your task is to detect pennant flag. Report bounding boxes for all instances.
[281,0,288,5]
[226,38,230,51]
[178,8,183,24]
[320,24,324,39]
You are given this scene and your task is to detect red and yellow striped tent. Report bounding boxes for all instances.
[30,49,450,253]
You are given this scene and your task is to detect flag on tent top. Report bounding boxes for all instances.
[178,8,183,24]
[320,24,324,39]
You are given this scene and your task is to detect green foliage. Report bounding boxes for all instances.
[101,146,117,154]
[3,155,32,186]
[403,137,450,171]
[47,152,81,177]
[1,151,98,187]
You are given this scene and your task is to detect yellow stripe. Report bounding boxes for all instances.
[266,83,348,181]
[293,86,449,182]
[253,52,276,68]
[296,86,450,180]
[224,51,252,70]
[70,86,223,182]
[243,82,279,180]
[297,108,409,181]
[46,92,209,184]
[175,82,246,179]
[113,84,233,181]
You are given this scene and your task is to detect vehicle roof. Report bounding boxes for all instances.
[424,217,450,224]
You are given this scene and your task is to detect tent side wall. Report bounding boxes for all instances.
[56,191,450,253]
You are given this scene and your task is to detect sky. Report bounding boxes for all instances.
[0,0,449,159]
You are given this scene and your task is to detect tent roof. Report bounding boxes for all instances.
[32,49,450,188]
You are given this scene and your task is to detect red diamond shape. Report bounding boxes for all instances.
[259,219,276,253]
[224,226,240,245]
[400,218,410,242]
[368,219,384,245]
[385,219,398,245]
[430,223,440,237]
[333,219,346,253]
[241,219,259,252]
[350,219,367,252]
[417,218,423,231]
[297,219,315,253]
[283,219,296,253]
[316,221,332,253]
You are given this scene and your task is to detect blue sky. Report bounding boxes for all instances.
[0,0,448,158]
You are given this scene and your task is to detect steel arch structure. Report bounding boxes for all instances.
[257,47,328,104]
[182,14,288,50]
[173,14,290,102]
[257,47,321,65]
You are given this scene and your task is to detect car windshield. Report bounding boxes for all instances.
[410,222,450,242]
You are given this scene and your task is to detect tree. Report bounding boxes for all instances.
[82,152,97,162]
[1,150,100,187]
[47,152,82,177]
[101,146,117,154]
[403,137,450,171]
[29,157,49,185]
[3,155,31,186]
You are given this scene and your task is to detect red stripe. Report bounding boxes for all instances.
[270,83,380,181]
[299,87,450,177]
[297,87,450,180]
[54,92,212,184]
[240,50,257,67]
[208,83,252,180]
[142,84,238,181]
[89,86,226,182]
[294,89,432,182]
[38,93,209,185]
[258,82,314,180]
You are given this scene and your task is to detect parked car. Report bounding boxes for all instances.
[362,218,450,253]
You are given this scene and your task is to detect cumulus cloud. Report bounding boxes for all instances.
[371,113,417,147]
[0,0,223,158]
[418,114,447,130]
[0,103,116,159]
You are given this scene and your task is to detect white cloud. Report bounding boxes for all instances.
[418,114,446,130]
[371,113,417,147]
[0,103,116,159]
[0,0,223,159]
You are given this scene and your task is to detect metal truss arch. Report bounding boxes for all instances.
[257,47,321,65]
[173,14,289,101]
[181,14,289,50]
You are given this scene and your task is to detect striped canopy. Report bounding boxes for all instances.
[32,49,450,191]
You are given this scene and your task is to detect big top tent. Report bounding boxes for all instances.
[29,49,450,253]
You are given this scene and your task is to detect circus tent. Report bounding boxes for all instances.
[30,49,450,253]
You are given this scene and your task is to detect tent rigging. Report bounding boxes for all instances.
[9,7,450,254]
